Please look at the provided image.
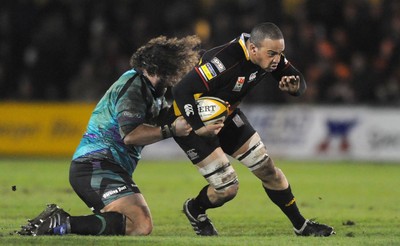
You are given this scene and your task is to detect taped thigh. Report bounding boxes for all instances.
[236,139,269,171]
[197,158,238,192]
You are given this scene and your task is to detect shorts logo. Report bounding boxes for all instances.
[186,149,199,161]
[198,63,217,81]
[233,77,245,92]
[232,114,244,127]
[184,104,194,116]
[102,185,128,199]
[211,57,226,73]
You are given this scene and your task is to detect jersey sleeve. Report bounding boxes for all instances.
[271,54,307,96]
[116,79,148,139]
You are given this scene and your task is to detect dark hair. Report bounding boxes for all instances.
[250,22,283,47]
[130,35,201,86]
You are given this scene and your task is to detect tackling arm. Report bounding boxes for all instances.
[123,124,165,146]
[123,116,192,146]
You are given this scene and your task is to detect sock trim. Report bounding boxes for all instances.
[95,215,106,235]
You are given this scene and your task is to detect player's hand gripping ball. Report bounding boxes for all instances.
[196,96,228,125]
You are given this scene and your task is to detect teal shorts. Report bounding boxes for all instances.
[69,159,141,213]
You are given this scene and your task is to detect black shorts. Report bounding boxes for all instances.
[174,109,256,164]
[69,159,141,213]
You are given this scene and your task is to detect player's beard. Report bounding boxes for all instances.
[154,78,167,97]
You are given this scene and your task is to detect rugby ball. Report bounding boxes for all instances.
[196,96,228,125]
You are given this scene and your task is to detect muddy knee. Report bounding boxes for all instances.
[198,161,239,204]
[235,139,280,182]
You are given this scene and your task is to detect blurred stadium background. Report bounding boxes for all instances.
[1,0,400,162]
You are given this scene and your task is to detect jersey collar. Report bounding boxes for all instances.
[238,33,250,61]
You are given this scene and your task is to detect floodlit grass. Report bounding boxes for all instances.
[1,158,399,245]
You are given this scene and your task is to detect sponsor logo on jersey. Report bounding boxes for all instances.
[248,71,258,82]
[284,57,288,65]
[198,63,217,81]
[233,77,245,92]
[184,104,194,116]
[122,111,143,119]
[211,57,226,73]
[102,185,128,199]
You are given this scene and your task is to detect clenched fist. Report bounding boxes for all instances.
[279,75,300,94]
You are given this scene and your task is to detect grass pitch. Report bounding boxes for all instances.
[0,158,399,245]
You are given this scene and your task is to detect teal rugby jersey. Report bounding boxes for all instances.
[72,69,167,175]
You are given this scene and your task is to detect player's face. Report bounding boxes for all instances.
[251,38,285,72]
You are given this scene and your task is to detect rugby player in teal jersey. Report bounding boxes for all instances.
[17,36,199,236]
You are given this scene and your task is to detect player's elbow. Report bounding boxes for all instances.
[123,131,138,145]
[123,134,144,146]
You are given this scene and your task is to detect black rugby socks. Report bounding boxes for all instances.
[264,185,306,230]
[190,185,214,217]
[69,212,125,235]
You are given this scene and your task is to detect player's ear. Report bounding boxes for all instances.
[249,43,257,54]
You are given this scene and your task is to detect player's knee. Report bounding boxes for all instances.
[252,157,287,185]
[217,181,239,201]
[198,160,238,198]
[125,219,153,236]
[258,157,277,176]
[123,207,153,236]
[207,180,239,207]
[236,140,281,179]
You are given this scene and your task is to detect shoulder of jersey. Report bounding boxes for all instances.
[196,96,228,125]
